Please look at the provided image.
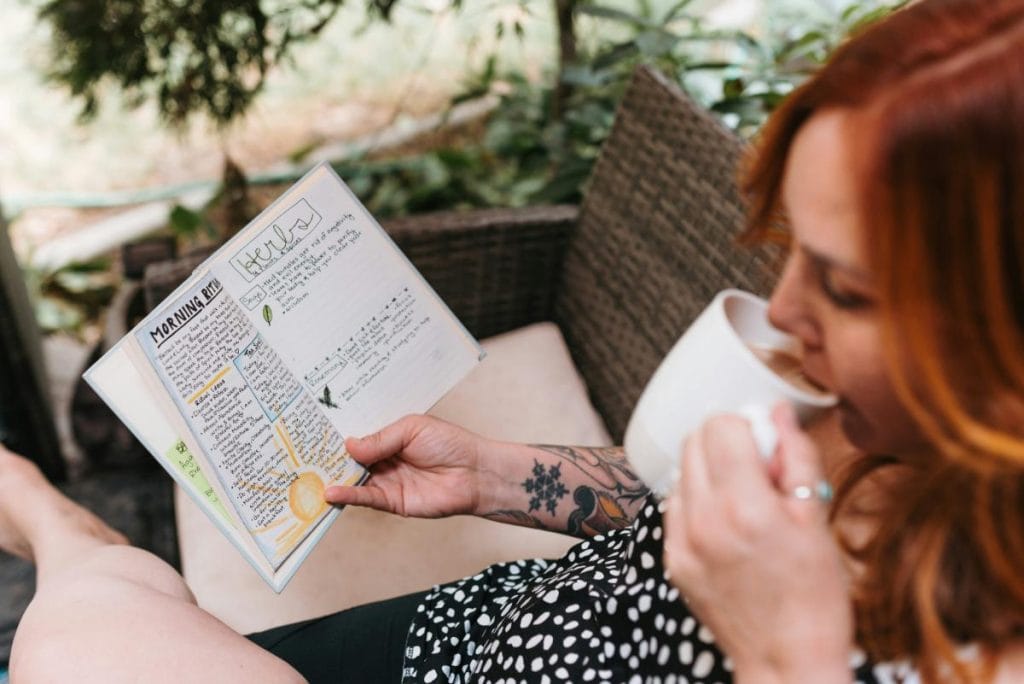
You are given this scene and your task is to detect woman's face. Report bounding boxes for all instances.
[769,110,927,454]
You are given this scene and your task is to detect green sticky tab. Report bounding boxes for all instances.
[166,439,235,527]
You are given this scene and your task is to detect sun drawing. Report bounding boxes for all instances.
[245,419,355,558]
[288,471,327,521]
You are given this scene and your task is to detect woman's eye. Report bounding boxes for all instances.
[820,270,870,309]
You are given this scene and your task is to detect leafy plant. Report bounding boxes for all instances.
[35,0,404,241]
[26,258,118,334]
[325,0,907,217]
[323,68,614,216]
[37,0,398,127]
[570,0,909,137]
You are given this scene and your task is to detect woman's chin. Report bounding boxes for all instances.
[837,402,878,453]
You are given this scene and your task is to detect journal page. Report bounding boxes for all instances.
[134,270,367,570]
[208,163,482,443]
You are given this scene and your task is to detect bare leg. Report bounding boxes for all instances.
[2,446,304,683]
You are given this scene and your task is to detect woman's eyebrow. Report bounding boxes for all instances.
[799,243,873,283]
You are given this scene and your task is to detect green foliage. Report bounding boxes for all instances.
[27,258,118,334]
[168,204,218,240]
[330,0,906,217]
[37,0,398,126]
[327,67,615,216]
[571,0,909,136]
[36,0,904,218]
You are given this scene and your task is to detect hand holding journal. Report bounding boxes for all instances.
[85,163,483,591]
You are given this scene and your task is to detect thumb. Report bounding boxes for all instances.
[771,403,829,505]
[345,415,423,466]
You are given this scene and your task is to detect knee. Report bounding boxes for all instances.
[70,544,196,603]
[10,557,194,680]
[9,619,76,682]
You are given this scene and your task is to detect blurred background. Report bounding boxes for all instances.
[3,0,903,342]
[0,0,903,672]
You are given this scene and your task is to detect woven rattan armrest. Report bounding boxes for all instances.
[383,205,578,339]
[142,248,217,313]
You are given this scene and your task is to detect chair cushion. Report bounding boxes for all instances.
[174,322,613,633]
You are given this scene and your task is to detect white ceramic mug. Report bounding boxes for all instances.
[623,289,838,498]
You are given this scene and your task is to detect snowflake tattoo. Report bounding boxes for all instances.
[523,460,569,515]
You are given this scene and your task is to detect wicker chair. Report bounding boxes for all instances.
[136,64,793,629]
[144,65,777,443]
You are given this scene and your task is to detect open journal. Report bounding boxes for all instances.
[85,162,483,591]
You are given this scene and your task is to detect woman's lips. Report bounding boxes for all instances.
[801,366,833,395]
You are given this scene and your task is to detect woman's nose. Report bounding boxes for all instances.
[767,256,817,346]
[767,259,798,331]
[767,294,796,338]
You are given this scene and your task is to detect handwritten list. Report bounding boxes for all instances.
[137,275,362,568]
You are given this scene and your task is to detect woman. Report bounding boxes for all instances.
[6,0,1024,680]
[675,0,1024,679]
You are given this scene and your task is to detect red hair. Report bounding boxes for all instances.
[742,0,1024,680]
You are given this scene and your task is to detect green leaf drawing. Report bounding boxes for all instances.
[262,304,273,325]
[318,386,339,409]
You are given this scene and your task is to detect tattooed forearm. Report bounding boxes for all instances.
[529,445,648,505]
[480,445,649,539]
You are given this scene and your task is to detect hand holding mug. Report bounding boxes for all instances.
[661,403,854,682]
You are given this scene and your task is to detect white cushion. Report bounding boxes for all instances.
[175,322,613,633]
